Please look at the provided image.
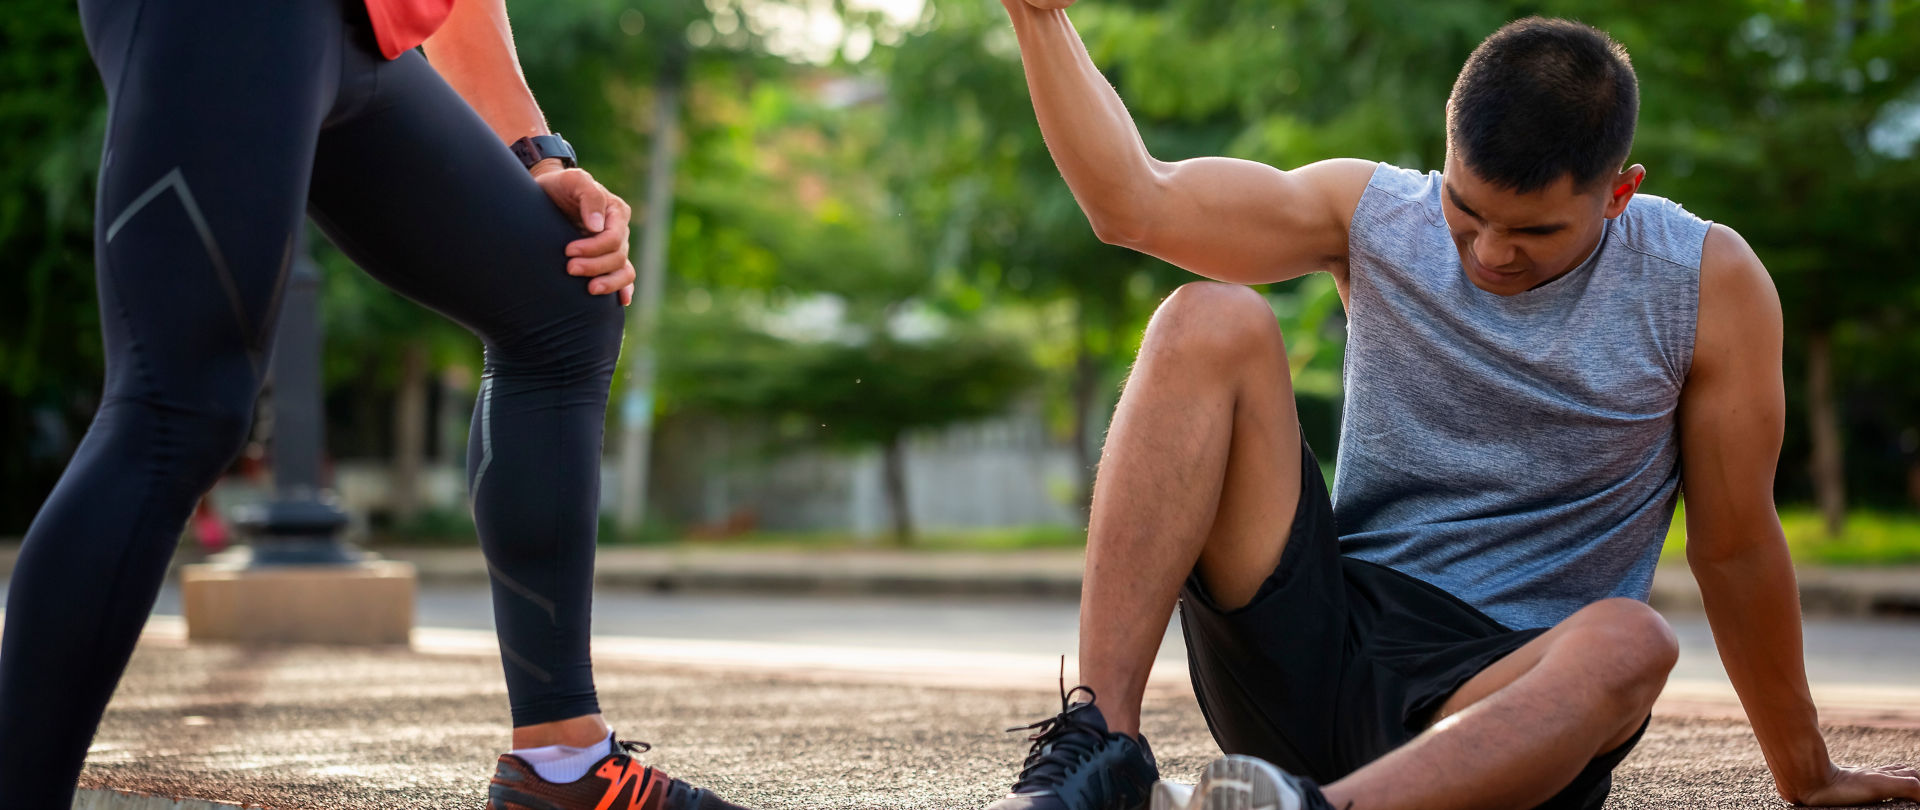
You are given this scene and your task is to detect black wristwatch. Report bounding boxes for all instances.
[510,133,577,171]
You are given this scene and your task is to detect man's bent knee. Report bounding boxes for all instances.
[1572,598,1679,706]
[1145,282,1286,364]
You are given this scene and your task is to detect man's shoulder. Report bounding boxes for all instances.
[1685,224,1782,390]
[1697,224,1778,325]
[1699,223,1762,273]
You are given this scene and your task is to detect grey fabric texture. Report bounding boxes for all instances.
[1333,163,1711,630]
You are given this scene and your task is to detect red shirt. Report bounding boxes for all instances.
[364,0,457,59]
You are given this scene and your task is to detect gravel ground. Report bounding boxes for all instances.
[77,640,1919,810]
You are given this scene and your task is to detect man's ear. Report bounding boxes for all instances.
[1604,164,1646,219]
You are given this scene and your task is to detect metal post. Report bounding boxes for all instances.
[616,56,686,535]
[231,253,359,566]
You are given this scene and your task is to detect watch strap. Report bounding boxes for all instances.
[510,133,577,170]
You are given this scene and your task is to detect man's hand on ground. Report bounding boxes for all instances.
[1786,762,1920,806]
[533,163,637,306]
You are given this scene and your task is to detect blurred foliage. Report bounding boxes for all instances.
[0,4,105,529]
[0,4,103,397]
[3,0,1918,540]
[1776,509,1920,565]
[1664,504,1920,566]
[662,302,1038,448]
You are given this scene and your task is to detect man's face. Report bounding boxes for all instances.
[1439,151,1632,296]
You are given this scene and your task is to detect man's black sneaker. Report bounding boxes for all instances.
[1149,754,1336,810]
[986,682,1158,810]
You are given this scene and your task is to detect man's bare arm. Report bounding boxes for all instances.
[1680,224,1920,806]
[1001,0,1372,285]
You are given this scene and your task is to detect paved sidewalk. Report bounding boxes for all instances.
[63,620,1920,810]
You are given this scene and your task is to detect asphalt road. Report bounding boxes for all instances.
[77,635,1919,810]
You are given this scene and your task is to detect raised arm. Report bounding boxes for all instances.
[1001,0,1373,285]
[1680,224,1920,806]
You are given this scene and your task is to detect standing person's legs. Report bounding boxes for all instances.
[303,41,622,745]
[0,0,345,805]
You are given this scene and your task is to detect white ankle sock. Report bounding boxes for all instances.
[512,731,616,784]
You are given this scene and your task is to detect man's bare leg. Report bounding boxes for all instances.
[1077,281,1306,737]
[1319,598,1677,810]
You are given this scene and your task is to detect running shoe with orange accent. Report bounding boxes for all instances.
[486,740,753,810]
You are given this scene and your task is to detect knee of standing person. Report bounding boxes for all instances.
[1144,281,1287,368]
[1574,598,1680,706]
[493,294,626,383]
[574,294,627,373]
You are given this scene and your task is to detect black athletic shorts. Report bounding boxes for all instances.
[1176,439,1648,810]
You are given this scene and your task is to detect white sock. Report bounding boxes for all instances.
[512,731,616,784]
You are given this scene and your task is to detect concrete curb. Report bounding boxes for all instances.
[383,547,1920,618]
[382,546,1090,600]
[4,541,1917,617]
[1646,564,1920,617]
[73,788,256,809]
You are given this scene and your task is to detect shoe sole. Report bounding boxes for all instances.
[1149,779,1194,810]
[1154,755,1299,810]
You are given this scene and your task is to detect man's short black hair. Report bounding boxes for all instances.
[1446,17,1639,193]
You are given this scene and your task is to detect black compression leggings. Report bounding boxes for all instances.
[0,0,618,803]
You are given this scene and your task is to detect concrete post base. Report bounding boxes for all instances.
[180,560,416,646]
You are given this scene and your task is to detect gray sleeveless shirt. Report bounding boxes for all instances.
[1333,163,1711,630]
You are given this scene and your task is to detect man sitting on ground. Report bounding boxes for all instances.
[983,8,1920,810]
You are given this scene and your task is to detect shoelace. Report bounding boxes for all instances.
[1005,661,1108,794]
